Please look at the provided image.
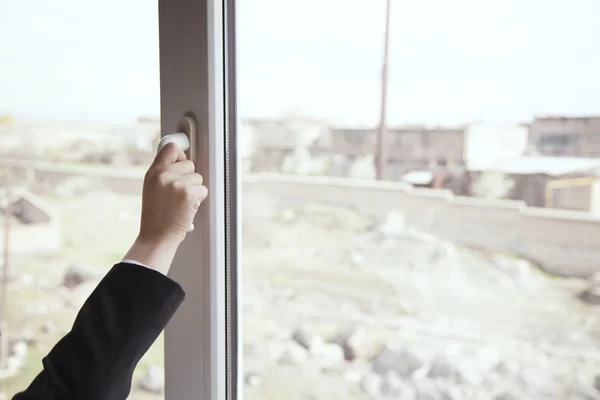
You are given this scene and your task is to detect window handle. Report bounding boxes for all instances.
[157,132,189,153]
[156,115,198,162]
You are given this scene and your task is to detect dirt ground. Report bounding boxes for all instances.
[1,187,599,399]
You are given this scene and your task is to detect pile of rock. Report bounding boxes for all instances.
[578,272,600,306]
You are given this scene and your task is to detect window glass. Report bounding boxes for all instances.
[0,1,163,398]
[239,1,600,399]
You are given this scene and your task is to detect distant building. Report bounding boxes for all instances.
[464,123,529,171]
[330,125,466,179]
[528,116,600,157]
[481,156,600,213]
[242,117,331,172]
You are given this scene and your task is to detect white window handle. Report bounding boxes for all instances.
[156,115,197,162]
[157,132,190,153]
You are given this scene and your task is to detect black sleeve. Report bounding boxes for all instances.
[12,262,185,400]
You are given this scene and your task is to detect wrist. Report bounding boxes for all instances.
[124,235,182,276]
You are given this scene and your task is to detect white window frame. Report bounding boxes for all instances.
[158,0,239,399]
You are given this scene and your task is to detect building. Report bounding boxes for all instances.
[464,123,529,171]
[330,125,466,179]
[528,116,600,157]
[242,117,331,173]
[482,156,600,213]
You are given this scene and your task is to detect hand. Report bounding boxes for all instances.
[124,143,208,275]
[140,142,208,244]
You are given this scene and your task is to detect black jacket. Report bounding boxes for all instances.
[12,262,185,400]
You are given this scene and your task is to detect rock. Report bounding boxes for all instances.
[438,386,463,400]
[493,392,520,400]
[348,251,365,267]
[379,210,407,237]
[243,340,258,358]
[380,371,404,397]
[10,331,37,347]
[53,177,90,198]
[36,304,49,315]
[568,380,600,400]
[333,325,374,361]
[578,273,600,305]
[515,367,559,397]
[63,263,99,289]
[372,346,424,378]
[360,373,383,398]
[6,355,25,373]
[138,365,164,394]
[578,287,600,305]
[17,273,34,288]
[244,372,262,388]
[426,355,462,382]
[309,337,344,368]
[292,326,317,350]
[414,383,443,400]
[277,342,309,365]
[595,375,600,392]
[281,209,296,222]
[493,360,521,378]
[41,320,56,334]
[10,341,28,358]
[343,367,364,383]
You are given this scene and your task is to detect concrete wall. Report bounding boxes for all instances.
[0,158,144,196]
[2,159,600,278]
[243,174,600,278]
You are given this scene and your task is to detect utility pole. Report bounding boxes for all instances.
[376,0,391,180]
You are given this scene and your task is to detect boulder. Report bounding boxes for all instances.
[244,371,262,388]
[578,273,600,306]
[292,326,318,350]
[333,325,375,361]
[309,337,344,369]
[63,263,99,289]
[277,342,309,365]
[372,346,424,378]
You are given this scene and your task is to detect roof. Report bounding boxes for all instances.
[484,156,600,177]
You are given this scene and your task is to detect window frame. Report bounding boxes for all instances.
[158,0,239,399]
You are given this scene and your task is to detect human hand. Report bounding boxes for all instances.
[124,143,208,275]
[140,142,208,245]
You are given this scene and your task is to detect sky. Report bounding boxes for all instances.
[1,0,599,126]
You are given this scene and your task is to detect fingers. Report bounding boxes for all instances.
[166,160,196,175]
[178,172,204,186]
[153,142,187,167]
[183,184,208,234]
[187,184,209,201]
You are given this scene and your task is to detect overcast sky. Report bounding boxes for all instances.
[1,0,599,126]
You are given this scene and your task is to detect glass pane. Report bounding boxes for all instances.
[0,1,164,399]
[239,1,600,400]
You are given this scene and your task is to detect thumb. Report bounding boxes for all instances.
[153,142,187,167]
